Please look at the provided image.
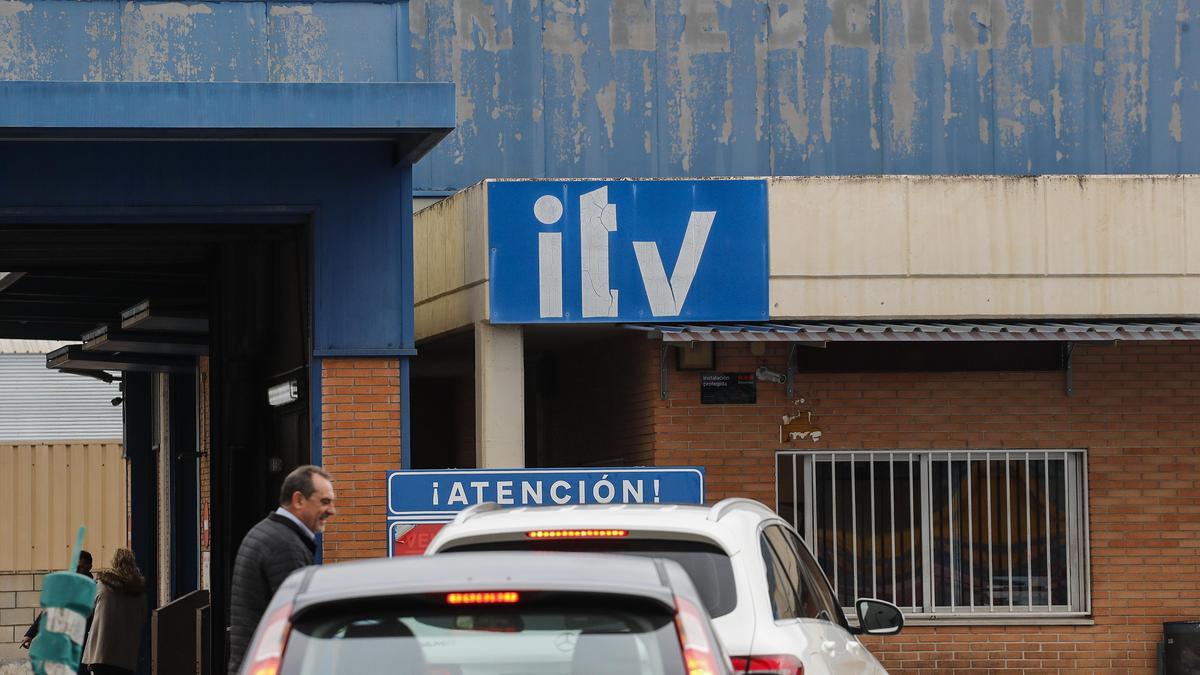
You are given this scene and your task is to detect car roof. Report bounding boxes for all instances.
[427,500,780,552]
[290,551,682,615]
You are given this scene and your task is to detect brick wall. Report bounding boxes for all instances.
[0,572,42,659]
[535,334,659,466]
[320,358,402,563]
[651,340,1200,674]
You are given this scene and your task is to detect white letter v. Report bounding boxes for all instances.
[632,211,715,317]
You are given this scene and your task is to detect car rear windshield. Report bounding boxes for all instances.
[444,539,737,618]
[281,599,686,675]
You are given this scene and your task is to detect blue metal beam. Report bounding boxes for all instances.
[0,82,455,155]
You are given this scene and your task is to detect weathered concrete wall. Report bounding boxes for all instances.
[413,181,489,341]
[769,174,1200,319]
[410,0,1200,192]
[0,0,405,83]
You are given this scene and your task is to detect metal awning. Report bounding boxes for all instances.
[628,321,1200,343]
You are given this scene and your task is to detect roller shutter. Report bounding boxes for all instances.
[0,355,122,441]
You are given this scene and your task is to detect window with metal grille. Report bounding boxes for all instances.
[777,450,1090,618]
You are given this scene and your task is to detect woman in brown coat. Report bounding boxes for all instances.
[82,549,147,675]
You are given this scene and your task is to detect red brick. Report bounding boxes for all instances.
[653,341,1200,674]
[320,357,402,564]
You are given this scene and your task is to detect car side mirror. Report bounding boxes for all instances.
[854,598,903,636]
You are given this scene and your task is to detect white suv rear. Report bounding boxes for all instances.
[425,498,903,675]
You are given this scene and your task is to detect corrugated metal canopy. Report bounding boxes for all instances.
[628,321,1200,343]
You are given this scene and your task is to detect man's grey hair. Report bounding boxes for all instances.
[279,464,333,505]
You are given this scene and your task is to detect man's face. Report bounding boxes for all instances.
[290,474,336,534]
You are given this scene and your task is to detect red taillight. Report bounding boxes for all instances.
[525,529,628,539]
[730,654,804,675]
[445,591,520,605]
[673,595,723,675]
[247,603,293,675]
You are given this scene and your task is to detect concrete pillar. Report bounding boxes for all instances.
[475,321,525,468]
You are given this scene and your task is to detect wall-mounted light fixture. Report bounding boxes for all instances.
[676,341,715,371]
[267,380,299,407]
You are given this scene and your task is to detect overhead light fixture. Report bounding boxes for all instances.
[267,380,299,407]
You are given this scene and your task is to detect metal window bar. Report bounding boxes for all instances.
[870,456,877,600]
[832,453,839,602]
[986,456,993,611]
[947,453,955,611]
[805,454,817,568]
[1080,452,1091,613]
[889,453,896,607]
[1045,451,1052,610]
[795,453,803,546]
[908,453,917,611]
[1070,451,1080,610]
[920,453,934,613]
[778,450,1086,616]
[1025,451,1033,610]
[967,452,974,611]
[1005,452,1013,610]
[850,453,858,604]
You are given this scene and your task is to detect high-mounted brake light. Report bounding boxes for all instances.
[730,654,804,675]
[673,595,722,675]
[247,603,293,675]
[446,591,521,605]
[525,529,628,539]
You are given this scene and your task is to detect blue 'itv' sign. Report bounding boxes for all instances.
[487,180,767,323]
[386,467,705,520]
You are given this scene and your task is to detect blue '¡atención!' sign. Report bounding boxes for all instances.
[386,467,705,520]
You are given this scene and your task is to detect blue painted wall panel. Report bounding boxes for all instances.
[0,141,412,353]
[1184,3,1200,168]
[0,1,404,83]
[406,0,1200,192]
[8,0,1200,190]
[268,3,400,82]
[604,1,660,178]
[412,0,544,185]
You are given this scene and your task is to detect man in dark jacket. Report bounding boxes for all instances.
[227,465,336,674]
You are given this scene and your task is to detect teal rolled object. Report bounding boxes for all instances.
[29,570,96,675]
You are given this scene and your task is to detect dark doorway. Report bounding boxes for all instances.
[522,328,655,468]
[410,329,474,469]
[0,218,312,673]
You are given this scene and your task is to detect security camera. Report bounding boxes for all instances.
[755,366,786,384]
[110,396,124,407]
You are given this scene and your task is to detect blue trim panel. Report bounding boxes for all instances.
[399,164,414,471]
[310,356,323,565]
[311,360,323,469]
[122,373,155,675]
[411,1,1200,192]
[400,357,411,470]
[169,371,200,598]
[313,348,419,357]
[0,82,454,142]
[0,141,424,356]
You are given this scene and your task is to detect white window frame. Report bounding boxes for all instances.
[776,449,1091,620]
